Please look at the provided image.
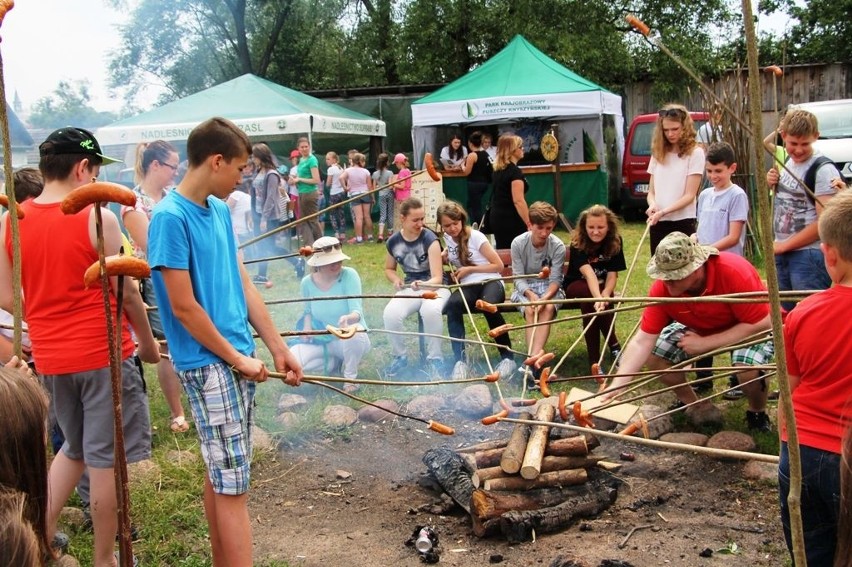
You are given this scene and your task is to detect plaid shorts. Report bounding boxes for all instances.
[652,322,775,366]
[179,361,256,496]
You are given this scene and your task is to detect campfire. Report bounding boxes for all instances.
[423,402,620,543]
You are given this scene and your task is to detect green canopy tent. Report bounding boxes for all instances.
[96,73,386,165]
[411,35,623,220]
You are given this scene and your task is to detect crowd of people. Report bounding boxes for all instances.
[1,104,851,567]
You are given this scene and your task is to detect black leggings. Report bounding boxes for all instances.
[444,280,512,361]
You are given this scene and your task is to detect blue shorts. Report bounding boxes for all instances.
[652,322,774,366]
[179,361,256,496]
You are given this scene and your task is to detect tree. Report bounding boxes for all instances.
[786,0,852,63]
[28,80,118,129]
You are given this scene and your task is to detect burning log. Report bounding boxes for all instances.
[473,455,603,488]
[474,434,592,468]
[500,411,532,474]
[484,468,587,491]
[520,404,556,479]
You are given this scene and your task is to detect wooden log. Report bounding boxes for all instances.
[473,433,590,468]
[500,411,532,474]
[496,478,618,542]
[473,455,603,488]
[484,468,587,491]
[470,487,579,536]
[520,404,556,479]
[456,438,509,454]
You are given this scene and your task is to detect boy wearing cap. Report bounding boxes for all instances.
[0,127,160,565]
[148,117,303,566]
[778,190,852,565]
[602,232,774,431]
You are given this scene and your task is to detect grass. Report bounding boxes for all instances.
[60,220,779,565]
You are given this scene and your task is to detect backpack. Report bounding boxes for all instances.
[801,155,839,205]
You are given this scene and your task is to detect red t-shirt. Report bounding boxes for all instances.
[782,285,852,454]
[640,253,770,336]
[5,201,135,374]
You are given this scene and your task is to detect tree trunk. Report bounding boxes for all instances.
[500,412,532,474]
[474,434,590,468]
[520,404,556,479]
[484,468,587,491]
[473,456,603,488]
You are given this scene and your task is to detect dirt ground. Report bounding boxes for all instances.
[249,410,788,567]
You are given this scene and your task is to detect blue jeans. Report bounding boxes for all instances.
[775,248,830,311]
[778,442,840,566]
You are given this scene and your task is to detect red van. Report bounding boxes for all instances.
[620,111,708,219]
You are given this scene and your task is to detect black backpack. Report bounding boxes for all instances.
[801,155,839,205]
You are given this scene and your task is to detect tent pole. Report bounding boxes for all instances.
[549,123,572,232]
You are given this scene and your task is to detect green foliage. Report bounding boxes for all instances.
[786,0,852,63]
[28,80,118,129]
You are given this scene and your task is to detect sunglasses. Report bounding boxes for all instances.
[314,243,342,254]
[159,161,179,171]
[658,108,686,119]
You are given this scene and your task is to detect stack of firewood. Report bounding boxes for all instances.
[463,404,618,541]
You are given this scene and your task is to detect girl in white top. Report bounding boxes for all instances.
[438,200,515,380]
[340,152,374,244]
[440,134,468,171]
[646,103,705,253]
[325,151,347,241]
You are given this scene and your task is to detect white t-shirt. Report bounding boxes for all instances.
[443,229,501,285]
[327,164,344,196]
[440,145,468,169]
[647,146,706,221]
[228,191,252,235]
[0,309,31,353]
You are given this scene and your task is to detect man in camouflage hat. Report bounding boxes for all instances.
[602,232,774,431]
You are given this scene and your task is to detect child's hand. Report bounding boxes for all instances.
[830,177,847,192]
[233,354,268,383]
[767,168,780,186]
[274,349,303,386]
[137,337,162,364]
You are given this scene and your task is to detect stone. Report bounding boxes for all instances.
[634,404,674,439]
[406,394,445,416]
[322,405,358,427]
[357,399,399,422]
[451,384,493,417]
[659,432,709,446]
[252,426,275,453]
[128,459,159,484]
[684,402,723,427]
[742,460,778,484]
[336,469,352,480]
[275,412,301,428]
[277,393,308,413]
[707,431,757,453]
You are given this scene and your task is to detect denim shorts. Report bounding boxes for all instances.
[179,360,256,495]
[652,322,774,366]
[349,193,372,205]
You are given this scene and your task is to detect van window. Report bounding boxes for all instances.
[630,123,654,156]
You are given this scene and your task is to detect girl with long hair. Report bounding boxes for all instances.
[461,131,492,226]
[646,103,705,253]
[437,201,515,380]
[382,198,450,380]
[325,151,347,241]
[562,204,625,368]
[440,134,467,171]
[121,140,189,433]
[250,142,284,287]
[489,134,531,248]
[340,152,374,244]
[373,153,394,243]
[289,137,323,246]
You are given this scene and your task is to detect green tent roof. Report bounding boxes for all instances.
[414,35,613,105]
[97,74,385,145]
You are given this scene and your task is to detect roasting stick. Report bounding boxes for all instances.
[264,291,440,305]
[518,309,540,397]
[551,364,775,385]
[498,416,778,463]
[61,181,139,567]
[240,152,442,250]
[595,224,650,379]
[268,371,455,435]
[242,246,314,265]
[0,3,23,359]
[450,269,506,402]
[419,267,550,291]
[267,370,499,388]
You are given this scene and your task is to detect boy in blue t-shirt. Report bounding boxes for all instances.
[148,117,303,567]
[693,142,750,397]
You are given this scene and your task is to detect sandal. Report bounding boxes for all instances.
[343,383,360,393]
[169,415,190,433]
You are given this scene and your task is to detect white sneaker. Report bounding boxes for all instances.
[452,360,469,380]
[495,358,517,381]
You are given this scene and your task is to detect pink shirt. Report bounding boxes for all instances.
[395,168,412,201]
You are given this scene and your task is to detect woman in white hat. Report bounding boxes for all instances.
[289,236,371,391]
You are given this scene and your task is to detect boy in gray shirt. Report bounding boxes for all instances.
[696,142,749,256]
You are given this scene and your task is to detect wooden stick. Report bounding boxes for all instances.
[475,455,603,488]
[500,411,532,474]
[264,292,440,305]
[501,416,779,463]
[484,468,587,491]
[267,370,500,388]
[520,404,556,479]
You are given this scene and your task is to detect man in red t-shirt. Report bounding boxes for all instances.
[602,232,774,431]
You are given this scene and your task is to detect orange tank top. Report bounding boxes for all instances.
[6,201,135,374]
